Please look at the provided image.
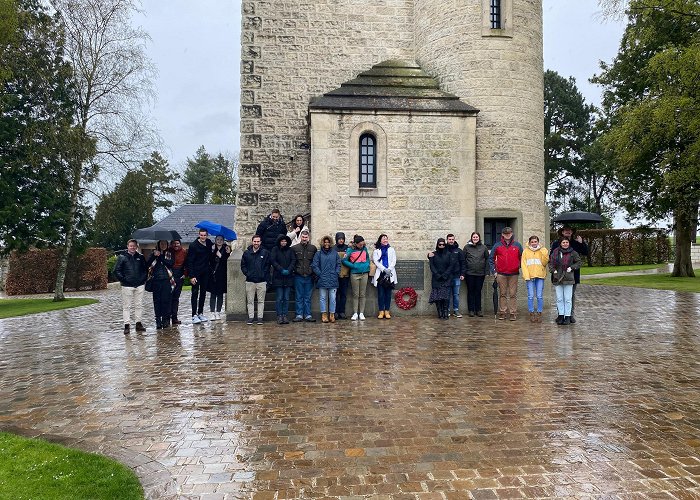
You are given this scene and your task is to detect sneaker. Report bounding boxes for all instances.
[198,314,209,322]
[497,312,506,320]
[359,313,366,320]
[124,324,130,335]
[247,317,254,325]
[509,314,517,321]
[135,322,146,332]
[477,311,484,317]
[351,313,359,321]
[305,316,316,322]
[292,316,304,322]
[468,311,475,317]
[257,318,263,325]
[277,316,284,325]
[192,315,201,324]
[210,312,218,321]
[453,311,463,318]
[282,315,290,324]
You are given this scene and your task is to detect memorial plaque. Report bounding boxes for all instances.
[395,260,425,290]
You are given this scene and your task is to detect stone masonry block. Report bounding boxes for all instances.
[240,163,262,177]
[237,192,259,206]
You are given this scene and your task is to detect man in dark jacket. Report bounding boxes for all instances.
[186,229,213,324]
[489,227,523,321]
[334,232,350,319]
[241,234,271,325]
[446,234,466,318]
[291,229,317,322]
[114,239,147,334]
[551,225,589,323]
[255,208,287,252]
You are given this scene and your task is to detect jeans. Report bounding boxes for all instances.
[337,276,350,316]
[245,281,267,319]
[377,285,392,311]
[465,275,485,313]
[294,275,313,318]
[450,277,461,312]
[496,274,519,314]
[191,274,209,316]
[275,286,290,316]
[350,273,368,314]
[526,278,545,313]
[121,284,145,324]
[318,288,337,313]
[555,284,574,316]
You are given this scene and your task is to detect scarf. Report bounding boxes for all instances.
[380,244,390,268]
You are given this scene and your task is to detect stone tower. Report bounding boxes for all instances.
[237,0,545,252]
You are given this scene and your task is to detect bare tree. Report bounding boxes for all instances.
[50,0,159,300]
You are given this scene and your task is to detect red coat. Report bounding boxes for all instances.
[489,237,523,275]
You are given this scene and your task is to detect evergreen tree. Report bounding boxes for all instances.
[139,151,179,216]
[209,152,238,205]
[183,146,215,204]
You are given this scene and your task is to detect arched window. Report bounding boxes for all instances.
[359,133,376,188]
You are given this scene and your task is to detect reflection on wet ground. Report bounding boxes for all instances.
[1,285,699,498]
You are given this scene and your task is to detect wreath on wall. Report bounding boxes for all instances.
[394,287,418,310]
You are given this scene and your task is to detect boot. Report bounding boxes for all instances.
[162,317,171,328]
[377,310,385,319]
[529,312,535,323]
[536,312,542,323]
[569,315,577,324]
[283,315,290,324]
[322,312,329,323]
[556,315,564,325]
[329,313,336,323]
[135,322,146,332]
[156,317,163,330]
[562,316,571,325]
[172,315,181,325]
[384,310,391,319]
[277,315,283,325]
[124,324,130,335]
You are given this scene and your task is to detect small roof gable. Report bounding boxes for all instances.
[309,60,479,114]
[140,204,236,244]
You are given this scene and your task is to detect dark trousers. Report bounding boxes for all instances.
[152,279,172,319]
[377,285,392,311]
[210,293,223,312]
[171,268,184,319]
[191,274,209,316]
[275,286,291,316]
[337,276,350,316]
[466,274,486,313]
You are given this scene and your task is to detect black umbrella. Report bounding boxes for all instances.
[552,211,604,224]
[492,279,499,316]
[132,227,182,241]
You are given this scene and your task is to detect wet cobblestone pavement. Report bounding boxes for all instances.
[1,285,700,499]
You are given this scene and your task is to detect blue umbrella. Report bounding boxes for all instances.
[195,220,237,240]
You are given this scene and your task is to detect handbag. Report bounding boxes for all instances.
[377,270,394,289]
[144,268,154,292]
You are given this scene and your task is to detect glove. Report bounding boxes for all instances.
[281,269,290,276]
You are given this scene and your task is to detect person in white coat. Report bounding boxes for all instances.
[372,234,398,319]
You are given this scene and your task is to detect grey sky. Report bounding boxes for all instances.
[139,1,625,171]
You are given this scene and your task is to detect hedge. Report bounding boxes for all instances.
[550,228,670,267]
[5,248,108,296]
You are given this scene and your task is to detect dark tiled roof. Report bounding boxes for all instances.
[309,60,479,114]
[138,204,236,244]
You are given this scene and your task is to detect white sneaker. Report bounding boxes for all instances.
[198,314,209,322]
[351,313,359,321]
[209,312,217,321]
[192,315,201,324]
[359,313,366,320]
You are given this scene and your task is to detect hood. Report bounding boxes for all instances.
[276,234,292,248]
[466,241,482,247]
[335,232,346,243]
[448,241,460,250]
[528,243,541,251]
[557,245,574,254]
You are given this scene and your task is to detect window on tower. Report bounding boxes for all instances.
[359,133,377,188]
[482,0,512,37]
[490,0,501,29]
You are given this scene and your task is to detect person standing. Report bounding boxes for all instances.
[342,235,371,321]
[168,239,187,325]
[429,238,456,320]
[114,239,147,334]
[464,232,490,317]
[256,208,287,252]
[445,234,465,318]
[186,228,213,324]
[270,234,296,324]
[287,214,309,246]
[334,232,350,319]
[241,234,271,325]
[489,227,523,321]
[551,225,589,323]
[291,230,317,322]
[371,234,398,319]
[208,235,231,320]
[312,235,341,323]
[146,239,175,330]
[521,235,549,323]
[549,237,581,325]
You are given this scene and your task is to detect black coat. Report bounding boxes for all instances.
[429,248,456,289]
[551,238,588,284]
[186,238,213,278]
[207,244,231,294]
[146,251,175,281]
[256,214,287,251]
[447,242,466,278]
[114,251,147,287]
[270,235,296,287]
[464,241,490,276]
[241,245,270,283]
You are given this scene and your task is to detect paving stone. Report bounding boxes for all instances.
[1,285,699,498]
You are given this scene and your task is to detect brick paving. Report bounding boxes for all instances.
[1,284,699,499]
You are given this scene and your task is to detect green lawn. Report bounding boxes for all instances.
[0,298,98,319]
[0,432,143,499]
[580,263,667,275]
[585,273,700,293]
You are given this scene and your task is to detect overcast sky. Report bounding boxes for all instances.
[138,0,626,171]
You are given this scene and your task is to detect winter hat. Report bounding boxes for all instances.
[353,234,364,244]
[335,232,346,243]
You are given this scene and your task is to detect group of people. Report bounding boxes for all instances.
[427,225,587,325]
[241,210,398,325]
[114,228,231,334]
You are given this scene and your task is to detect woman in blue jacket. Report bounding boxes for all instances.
[312,235,341,323]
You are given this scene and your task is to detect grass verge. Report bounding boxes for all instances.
[580,263,667,275]
[585,273,700,293]
[0,298,98,319]
[0,432,143,499]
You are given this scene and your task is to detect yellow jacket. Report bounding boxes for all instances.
[521,245,549,280]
